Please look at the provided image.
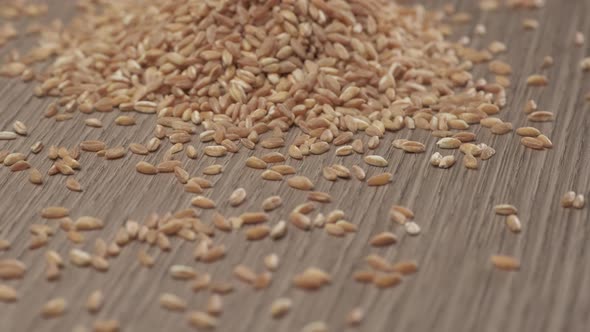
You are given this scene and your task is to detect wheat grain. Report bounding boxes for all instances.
[491,255,520,271]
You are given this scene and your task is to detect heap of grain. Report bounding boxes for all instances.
[3,0,503,149]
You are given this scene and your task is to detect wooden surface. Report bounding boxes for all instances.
[1,1,589,331]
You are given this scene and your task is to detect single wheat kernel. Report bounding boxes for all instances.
[573,194,585,209]
[41,206,69,219]
[560,191,576,208]
[264,254,279,271]
[438,155,456,169]
[86,290,104,313]
[262,196,283,211]
[491,255,520,271]
[187,311,218,329]
[364,155,388,167]
[270,297,292,319]
[0,284,18,302]
[521,137,544,150]
[287,176,314,191]
[229,188,247,207]
[270,221,287,240]
[115,115,136,126]
[136,161,157,175]
[516,127,541,137]
[41,297,67,318]
[526,74,548,86]
[374,273,403,288]
[66,177,83,192]
[160,293,187,311]
[367,173,392,186]
[245,225,271,241]
[369,232,398,247]
[505,214,522,233]
[392,261,419,275]
[494,204,518,215]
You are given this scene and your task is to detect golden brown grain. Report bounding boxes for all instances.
[491,255,520,271]
[573,194,585,209]
[367,173,392,186]
[287,176,314,191]
[160,293,187,311]
[369,232,398,247]
[41,297,67,318]
[86,290,104,313]
[506,215,522,233]
[494,204,518,215]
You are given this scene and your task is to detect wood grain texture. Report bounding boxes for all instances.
[0,1,589,331]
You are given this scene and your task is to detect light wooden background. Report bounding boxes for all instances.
[0,1,589,331]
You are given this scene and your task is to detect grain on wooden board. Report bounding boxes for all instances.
[369,232,398,247]
[86,290,104,313]
[491,255,520,271]
[287,176,314,191]
[0,284,18,302]
[160,293,187,311]
[270,297,292,319]
[41,297,67,318]
[374,273,403,288]
[40,206,69,219]
[301,321,328,332]
[347,307,365,326]
[572,194,585,209]
[505,214,522,233]
[262,196,283,211]
[494,204,518,215]
[367,173,392,186]
[187,311,218,329]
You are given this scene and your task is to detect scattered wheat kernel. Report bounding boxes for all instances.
[367,172,392,186]
[404,222,421,235]
[41,297,67,318]
[115,115,135,126]
[270,221,287,240]
[270,297,292,319]
[438,155,456,169]
[290,212,311,231]
[66,177,83,192]
[188,311,218,329]
[0,131,17,140]
[536,134,553,148]
[202,164,223,175]
[104,146,126,160]
[31,141,44,154]
[526,74,548,86]
[170,265,197,280]
[491,255,520,271]
[206,294,223,316]
[160,293,187,311]
[490,122,513,135]
[191,196,216,209]
[261,170,283,181]
[392,261,419,275]
[136,161,158,175]
[347,307,365,326]
[521,136,545,150]
[93,319,120,332]
[505,214,522,233]
[287,176,314,191]
[527,111,553,122]
[366,254,393,272]
[229,188,247,207]
[364,155,388,167]
[560,191,576,208]
[264,254,279,271]
[86,290,104,314]
[573,194,585,209]
[84,118,103,128]
[70,249,92,267]
[245,225,271,241]
[0,284,18,302]
[75,216,104,231]
[488,60,512,75]
[516,127,541,137]
[0,259,26,280]
[353,270,376,283]
[262,196,282,212]
[293,268,331,290]
[374,273,403,288]
[522,18,539,29]
[301,321,328,332]
[494,204,518,215]
[41,206,69,219]
[370,232,397,247]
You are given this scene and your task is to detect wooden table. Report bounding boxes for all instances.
[0,1,589,331]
